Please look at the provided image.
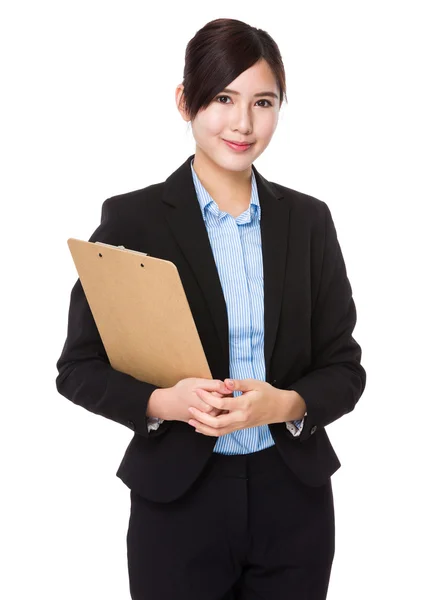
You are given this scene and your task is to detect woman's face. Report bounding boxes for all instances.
[177,58,281,172]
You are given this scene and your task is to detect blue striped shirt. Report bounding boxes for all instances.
[147,159,305,451]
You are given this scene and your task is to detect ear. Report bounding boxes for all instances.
[175,84,191,122]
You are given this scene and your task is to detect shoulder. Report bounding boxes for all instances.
[268,179,330,225]
[100,181,165,219]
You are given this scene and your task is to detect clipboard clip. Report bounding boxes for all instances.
[95,241,148,256]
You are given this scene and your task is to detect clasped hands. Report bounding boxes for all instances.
[187,378,306,437]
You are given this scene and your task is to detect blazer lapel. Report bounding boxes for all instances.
[161,154,291,382]
[254,165,291,381]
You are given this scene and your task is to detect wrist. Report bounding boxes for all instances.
[147,388,167,419]
[277,389,307,422]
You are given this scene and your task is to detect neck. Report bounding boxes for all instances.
[192,148,252,207]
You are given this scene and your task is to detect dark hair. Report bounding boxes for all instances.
[181,18,287,121]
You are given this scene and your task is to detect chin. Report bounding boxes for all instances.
[220,157,253,172]
[218,148,258,166]
[197,144,258,172]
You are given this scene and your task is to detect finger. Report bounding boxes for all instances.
[199,401,214,413]
[224,378,257,393]
[201,391,223,413]
[208,407,223,417]
[195,388,236,412]
[188,406,235,429]
[191,422,221,437]
[219,382,234,395]
[200,404,227,417]
[189,416,226,437]
[192,387,222,412]
[210,391,233,399]
[197,379,234,395]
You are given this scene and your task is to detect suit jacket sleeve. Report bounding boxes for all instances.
[55,198,171,438]
[286,201,366,442]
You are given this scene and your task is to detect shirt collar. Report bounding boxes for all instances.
[190,158,261,222]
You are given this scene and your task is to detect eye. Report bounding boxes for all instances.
[216,95,231,104]
[215,95,272,107]
[256,99,273,108]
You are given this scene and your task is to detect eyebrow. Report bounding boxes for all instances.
[221,87,279,100]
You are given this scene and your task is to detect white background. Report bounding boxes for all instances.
[1,1,434,598]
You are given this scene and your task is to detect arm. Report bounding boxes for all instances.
[283,390,307,437]
[146,388,165,432]
[285,202,366,442]
[55,198,171,439]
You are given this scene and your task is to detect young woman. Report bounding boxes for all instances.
[56,17,366,600]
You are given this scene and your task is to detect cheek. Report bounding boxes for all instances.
[206,116,226,135]
[257,113,279,138]
[195,108,228,136]
[194,108,278,140]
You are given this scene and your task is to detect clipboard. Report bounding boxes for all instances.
[67,238,212,388]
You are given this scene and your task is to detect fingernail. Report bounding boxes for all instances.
[227,380,234,387]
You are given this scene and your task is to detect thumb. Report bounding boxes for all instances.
[224,378,251,392]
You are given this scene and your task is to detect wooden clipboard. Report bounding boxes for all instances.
[67,238,212,388]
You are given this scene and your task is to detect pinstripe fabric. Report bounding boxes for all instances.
[146,159,305,450]
[189,159,304,454]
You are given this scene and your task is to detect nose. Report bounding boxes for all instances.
[231,105,253,135]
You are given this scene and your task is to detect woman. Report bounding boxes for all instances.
[56,17,366,600]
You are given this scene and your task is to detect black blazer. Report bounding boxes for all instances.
[56,153,366,503]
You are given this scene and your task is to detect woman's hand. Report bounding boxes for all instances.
[158,378,233,424]
[186,378,302,436]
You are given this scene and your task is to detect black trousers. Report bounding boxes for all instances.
[127,444,335,600]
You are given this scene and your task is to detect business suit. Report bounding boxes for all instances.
[56,153,366,598]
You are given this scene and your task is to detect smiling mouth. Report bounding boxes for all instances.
[223,139,253,146]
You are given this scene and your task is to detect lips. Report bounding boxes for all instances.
[222,139,254,152]
[223,139,252,146]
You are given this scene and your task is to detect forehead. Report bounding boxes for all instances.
[225,59,279,93]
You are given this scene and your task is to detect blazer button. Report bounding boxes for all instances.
[127,420,135,430]
[310,425,317,435]
[271,379,277,386]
